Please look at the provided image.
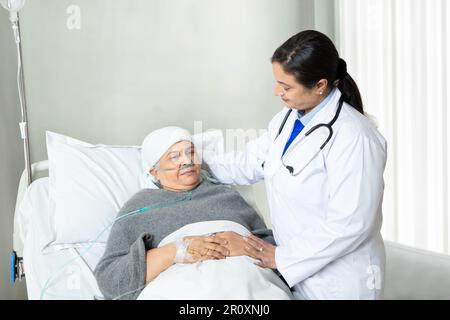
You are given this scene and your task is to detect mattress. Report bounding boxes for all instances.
[21,178,105,300]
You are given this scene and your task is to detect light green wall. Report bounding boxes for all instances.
[19,0,315,163]
[314,0,338,43]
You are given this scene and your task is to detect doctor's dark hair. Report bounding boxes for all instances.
[271,30,364,114]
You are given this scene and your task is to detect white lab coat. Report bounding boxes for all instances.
[205,89,387,299]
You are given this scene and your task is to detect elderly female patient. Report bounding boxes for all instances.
[94,126,291,300]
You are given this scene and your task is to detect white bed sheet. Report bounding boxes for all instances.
[138,221,293,300]
[21,178,105,300]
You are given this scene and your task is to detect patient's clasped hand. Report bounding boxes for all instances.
[93,127,293,300]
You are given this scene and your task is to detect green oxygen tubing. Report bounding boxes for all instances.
[39,192,193,300]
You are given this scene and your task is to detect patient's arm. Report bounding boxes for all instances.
[145,235,230,283]
[145,243,177,283]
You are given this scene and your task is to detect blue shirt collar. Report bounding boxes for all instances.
[297,87,336,126]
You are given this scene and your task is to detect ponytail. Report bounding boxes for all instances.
[336,58,364,114]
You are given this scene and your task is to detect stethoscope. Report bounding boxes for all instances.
[263,95,345,175]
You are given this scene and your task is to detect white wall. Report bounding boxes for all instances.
[0,9,28,299]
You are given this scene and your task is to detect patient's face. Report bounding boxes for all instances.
[151,140,202,191]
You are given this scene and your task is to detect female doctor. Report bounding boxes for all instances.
[205,30,387,299]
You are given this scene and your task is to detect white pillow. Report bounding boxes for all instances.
[46,131,145,249]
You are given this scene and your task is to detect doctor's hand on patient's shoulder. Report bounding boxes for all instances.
[243,235,277,270]
[180,235,230,263]
[214,231,248,257]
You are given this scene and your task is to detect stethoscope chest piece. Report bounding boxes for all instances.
[277,96,345,176]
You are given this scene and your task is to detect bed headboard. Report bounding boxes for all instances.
[13,161,48,257]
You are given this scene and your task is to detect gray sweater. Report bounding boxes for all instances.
[93,180,274,300]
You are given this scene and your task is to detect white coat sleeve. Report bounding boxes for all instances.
[275,129,387,287]
[203,109,286,185]
[203,131,271,185]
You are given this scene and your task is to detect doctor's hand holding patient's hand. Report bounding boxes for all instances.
[182,235,230,262]
[243,235,277,269]
[215,231,248,256]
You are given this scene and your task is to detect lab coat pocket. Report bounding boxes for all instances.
[273,151,327,208]
[300,277,341,300]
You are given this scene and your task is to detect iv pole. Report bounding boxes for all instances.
[1,0,31,187]
[1,0,29,283]
[13,15,32,187]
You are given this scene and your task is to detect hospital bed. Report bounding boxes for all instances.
[11,157,264,300]
[12,160,450,300]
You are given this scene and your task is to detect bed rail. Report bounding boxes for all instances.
[11,160,49,283]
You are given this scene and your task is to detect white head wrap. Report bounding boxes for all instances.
[141,126,192,176]
[140,126,222,189]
